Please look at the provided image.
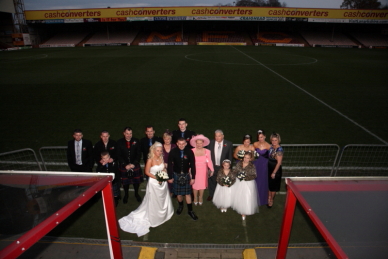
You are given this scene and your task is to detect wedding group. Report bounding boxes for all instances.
[67,118,283,237]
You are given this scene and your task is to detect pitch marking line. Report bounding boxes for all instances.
[232,46,388,145]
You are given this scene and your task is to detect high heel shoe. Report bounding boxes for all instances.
[199,198,203,205]
[267,199,273,208]
[242,215,246,220]
[194,202,198,206]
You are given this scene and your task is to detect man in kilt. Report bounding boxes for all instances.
[117,127,143,203]
[168,137,198,221]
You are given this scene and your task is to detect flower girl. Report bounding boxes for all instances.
[231,151,258,220]
[212,159,236,213]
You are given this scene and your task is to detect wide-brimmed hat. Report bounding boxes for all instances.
[190,134,210,147]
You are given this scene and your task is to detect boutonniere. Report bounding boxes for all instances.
[186,138,190,142]
[109,147,115,150]
[183,155,187,159]
[223,144,227,147]
[82,148,87,151]
[132,141,136,145]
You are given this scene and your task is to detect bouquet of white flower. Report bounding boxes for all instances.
[237,150,245,160]
[221,176,233,187]
[155,170,169,185]
[237,171,246,181]
[253,150,260,160]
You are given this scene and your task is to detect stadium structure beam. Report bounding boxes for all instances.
[12,0,29,33]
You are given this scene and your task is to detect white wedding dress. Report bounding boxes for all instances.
[118,163,174,237]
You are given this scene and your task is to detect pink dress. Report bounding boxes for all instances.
[192,148,214,190]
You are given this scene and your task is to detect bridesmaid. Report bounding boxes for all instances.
[212,159,235,213]
[233,134,255,161]
[231,151,258,220]
[253,130,270,206]
[190,134,214,205]
[268,132,284,208]
[162,130,176,196]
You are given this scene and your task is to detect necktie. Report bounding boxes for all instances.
[149,138,152,146]
[126,141,130,149]
[216,143,221,166]
[76,141,81,165]
[181,132,184,138]
[180,150,184,158]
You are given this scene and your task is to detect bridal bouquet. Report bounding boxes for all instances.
[237,171,246,181]
[155,170,169,185]
[221,176,233,187]
[237,150,245,160]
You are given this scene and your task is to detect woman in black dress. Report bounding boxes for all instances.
[267,132,284,208]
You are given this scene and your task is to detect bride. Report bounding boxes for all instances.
[119,142,174,237]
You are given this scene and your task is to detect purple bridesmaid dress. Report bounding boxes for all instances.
[253,148,269,206]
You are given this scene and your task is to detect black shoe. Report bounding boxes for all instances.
[114,197,120,207]
[207,196,213,201]
[188,211,198,221]
[135,195,142,202]
[123,195,128,204]
[172,194,177,198]
[176,206,183,215]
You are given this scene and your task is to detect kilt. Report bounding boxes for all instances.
[172,172,192,196]
[119,163,143,185]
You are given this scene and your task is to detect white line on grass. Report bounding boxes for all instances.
[232,46,388,145]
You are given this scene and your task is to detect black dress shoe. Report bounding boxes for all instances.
[114,197,120,207]
[207,196,213,201]
[123,195,128,204]
[176,206,183,215]
[188,211,198,221]
[135,195,142,202]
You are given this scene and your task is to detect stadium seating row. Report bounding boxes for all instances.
[39,30,388,48]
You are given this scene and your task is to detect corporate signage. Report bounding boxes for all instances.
[25,6,388,23]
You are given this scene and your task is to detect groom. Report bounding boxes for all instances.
[168,138,198,221]
[206,129,233,201]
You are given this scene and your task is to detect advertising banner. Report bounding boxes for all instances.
[11,33,31,46]
[25,7,388,21]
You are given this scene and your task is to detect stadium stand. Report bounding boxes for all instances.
[197,31,245,43]
[137,31,189,45]
[40,32,89,47]
[84,30,138,46]
[300,31,359,47]
[251,31,304,46]
[349,32,388,48]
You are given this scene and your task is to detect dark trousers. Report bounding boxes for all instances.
[208,165,221,197]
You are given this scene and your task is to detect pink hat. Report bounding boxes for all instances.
[190,134,210,147]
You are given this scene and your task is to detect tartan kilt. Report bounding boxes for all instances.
[172,172,192,196]
[119,163,143,185]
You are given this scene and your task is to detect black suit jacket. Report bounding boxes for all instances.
[168,147,196,179]
[96,161,120,182]
[172,129,196,148]
[140,136,163,163]
[207,139,233,167]
[93,139,117,166]
[67,139,93,171]
[116,137,141,168]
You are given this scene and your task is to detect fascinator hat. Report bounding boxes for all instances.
[190,134,210,147]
